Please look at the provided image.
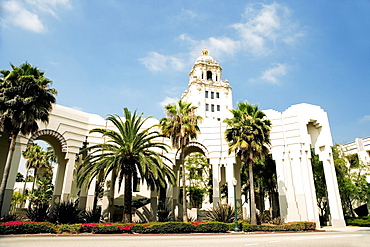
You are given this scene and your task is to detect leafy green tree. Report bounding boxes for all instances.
[185,153,211,208]
[22,144,51,194]
[0,62,57,214]
[224,102,271,225]
[241,155,279,222]
[77,108,175,223]
[311,149,330,225]
[159,100,202,222]
[333,145,370,217]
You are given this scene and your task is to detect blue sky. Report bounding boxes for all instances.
[1,0,369,145]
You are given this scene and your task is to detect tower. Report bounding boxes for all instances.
[181,49,233,121]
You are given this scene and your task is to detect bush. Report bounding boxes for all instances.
[241,221,316,232]
[194,222,229,233]
[146,222,195,234]
[57,224,80,234]
[0,213,22,222]
[27,203,50,222]
[0,221,56,234]
[205,203,235,223]
[346,217,370,227]
[83,208,102,223]
[48,200,85,224]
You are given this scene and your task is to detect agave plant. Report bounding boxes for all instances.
[26,203,50,222]
[49,200,85,224]
[205,203,235,223]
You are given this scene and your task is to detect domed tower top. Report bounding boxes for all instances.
[182,49,233,121]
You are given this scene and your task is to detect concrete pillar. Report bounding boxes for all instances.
[212,161,220,206]
[318,146,346,227]
[1,137,24,215]
[150,189,158,220]
[60,152,77,201]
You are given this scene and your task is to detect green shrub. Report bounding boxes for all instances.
[93,225,121,234]
[48,200,85,224]
[205,203,235,223]
[0,221,56,234]
[131,224,149,233]
[26,203,50,222]
[194,222,229,233]
[346,217,370,227]
[57,224,80,234]
[147,222,195,234]
[241,221,316,232]
[0,213,22,222]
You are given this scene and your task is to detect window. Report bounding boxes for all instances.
[206,104,209,111]
[202,73,204,79]
[217,105,220,111]
[207,71,212,80]
[211,104,214,112]
[216,92,219,98]
[205,91,209,98]
[216,75,218,81]
[211,92,214,99]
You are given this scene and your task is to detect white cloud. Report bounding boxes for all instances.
[139,52,185,72]
[159,97,179,108]
[1,0,71,33]
[358,115,370,123]
[260,63,287,84]
[2,0,46,32]
[142,2,304,72]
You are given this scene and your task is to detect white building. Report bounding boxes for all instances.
[0,49,345,227]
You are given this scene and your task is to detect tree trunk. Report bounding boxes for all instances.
[0,133,18,215]
[249,161,257,225]
[181,148,188,222]
[21,168,29,208]
[123,172,132,223]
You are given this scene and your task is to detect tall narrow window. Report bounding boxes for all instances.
[202,73,204,79]
[205,91,209,98]
[206,104,209,111]
[211,92,214,99]
[207,71,212,80]
[217,105,220,111]
[216,75,218,81]
[211,104,214,112]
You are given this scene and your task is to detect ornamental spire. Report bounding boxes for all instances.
[202,48,209,56]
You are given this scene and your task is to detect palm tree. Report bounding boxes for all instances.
[0,62,57,214]
[224,102,271,225]
[77,108,175,223]
[159,100,202,222]
[21,144,48,207]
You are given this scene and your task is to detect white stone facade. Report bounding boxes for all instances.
[0,50,345,227]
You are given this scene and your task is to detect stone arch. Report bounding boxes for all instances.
[175,142,210,160]
[27,129,68,152]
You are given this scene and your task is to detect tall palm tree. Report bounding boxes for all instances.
[0,62,57,214]
[21,144,49,206]
[159,100,202,222]
[224,102,271,225]
[77,108,175,223]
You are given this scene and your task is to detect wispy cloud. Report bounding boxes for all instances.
[1,0,71,33]
[159,97,179,108]
[358,115,370,123]
[260,63,287,84]
[140,2,304,72]
[139,52,186,72]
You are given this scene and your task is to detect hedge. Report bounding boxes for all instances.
[0,220,317,235]
[346,217,370,227]
[0,221,56,234]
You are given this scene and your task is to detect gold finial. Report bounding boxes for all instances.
[202,48,208,56]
